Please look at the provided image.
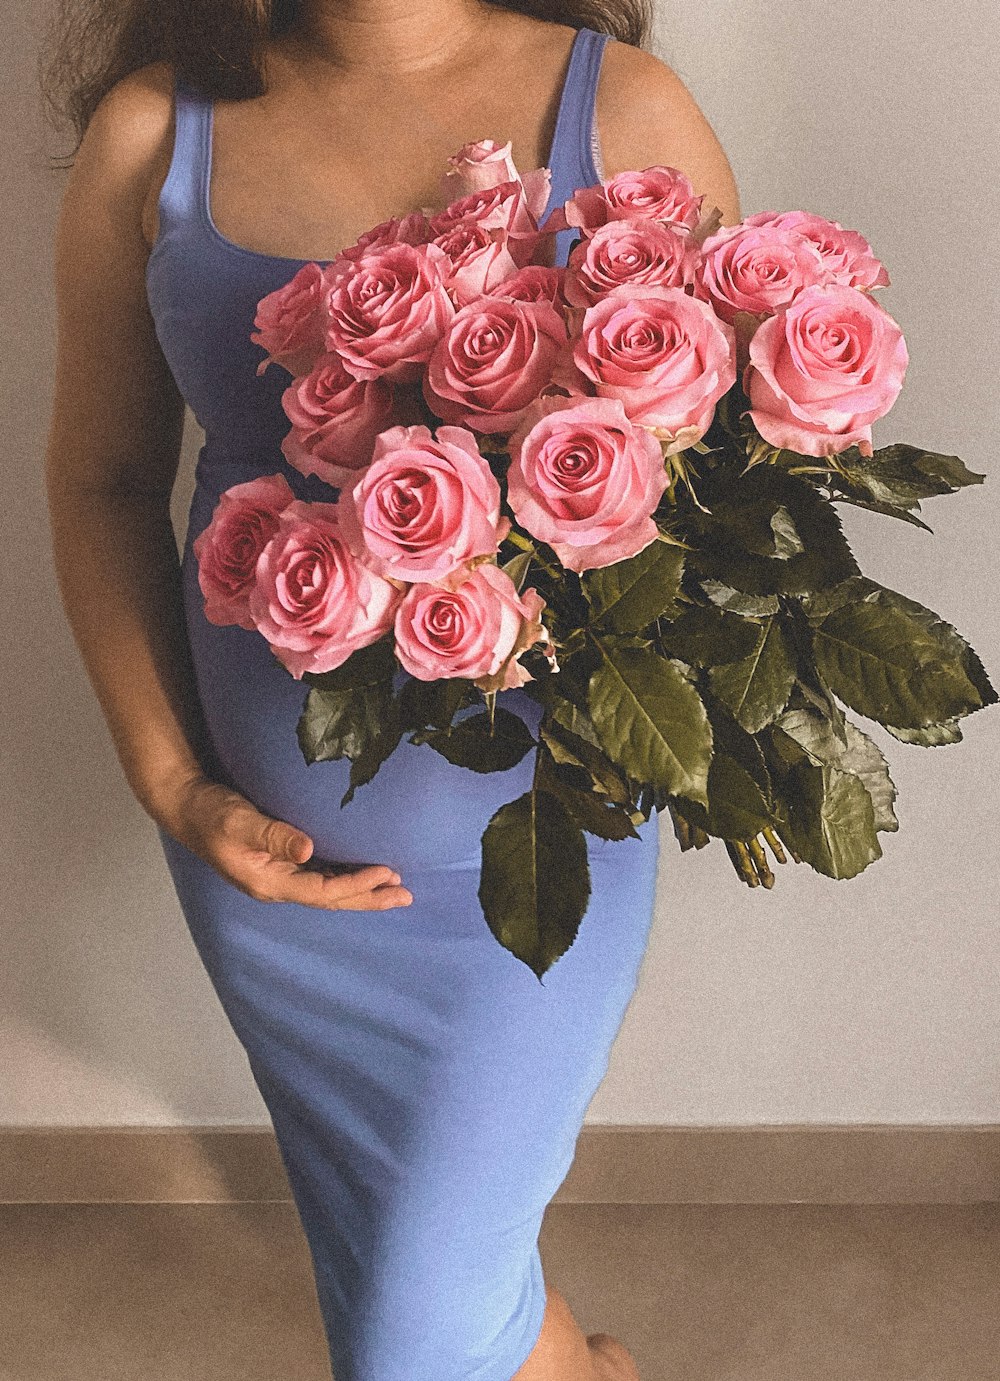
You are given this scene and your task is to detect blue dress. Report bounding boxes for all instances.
[148,26,661,1381]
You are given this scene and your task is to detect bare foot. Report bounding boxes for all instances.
[586,1332,641,1380]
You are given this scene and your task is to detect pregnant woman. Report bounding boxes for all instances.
[42,1,739,1377]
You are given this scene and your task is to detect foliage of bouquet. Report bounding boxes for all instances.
[194,140,996,977]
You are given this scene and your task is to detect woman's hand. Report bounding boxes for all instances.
[156,773,414,912]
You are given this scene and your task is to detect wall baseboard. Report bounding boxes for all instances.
[2,1125,998,1205]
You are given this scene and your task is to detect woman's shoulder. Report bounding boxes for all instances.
[66,62,179,251]
[596,41,742,225]
[87,60,178,139]
[74,59,178,187]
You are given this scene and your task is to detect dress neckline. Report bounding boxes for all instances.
[198,25,594,268]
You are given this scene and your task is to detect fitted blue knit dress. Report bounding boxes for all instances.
[149,26,661,1381]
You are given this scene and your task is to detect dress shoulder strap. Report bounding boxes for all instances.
[155,71,212,232]
[548,26,612,192]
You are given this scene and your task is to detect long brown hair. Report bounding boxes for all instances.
[39,0,652,161]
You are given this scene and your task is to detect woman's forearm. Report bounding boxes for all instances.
[47,480,221,830]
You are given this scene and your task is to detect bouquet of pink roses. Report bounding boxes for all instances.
[194,139,996,977]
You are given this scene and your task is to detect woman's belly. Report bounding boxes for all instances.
[181,479,644,873]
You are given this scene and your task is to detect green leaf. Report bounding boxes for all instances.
[768,503,806,558]
[688,463,860,595]
[539,717,633,805]
[673,752,778,842]
[775,760,882,879]
[500,549,533,592]
[296,680,394,765]
[536,746,641,842]
[831,443,985,512]
[421,707,536,772]
[702,692,774,799]
[883,718,963,746]
[706,617,797,734]
[586,639,713,805]
[658,603,762,667]
[790,674,849,744]
[804,576,999,728]
[772,706,898,832]
[301,636,397,692]
[478,787,591,979]
[583,539,686,633]
[341,701,403,806]
[548,692,605,752]
[697,578,780,617]
[400,675,474,733]
[830,493,934,532]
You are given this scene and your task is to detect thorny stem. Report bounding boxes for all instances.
[762,825,790,864]
[746,835,775,887]
[726,838,761,886]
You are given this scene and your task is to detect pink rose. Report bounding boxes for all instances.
[248,500,403,679]
[544,166,706,237]
[743,282,909,458]
[563,217,701,309]
[695,220,828,326]
[558,286,737,452]
[336,211,433,263]
[506,395,669,572]
[423,296,568,434]
[279,351,409,488]
[193,473,296,629]
[487,264,568,310]
[394,560,549,691]
[741,211,890,292]
[324,242,455,383]
[439,137,552,225]
[250,262,331,378]
[428,179,544,267]
[431,221,520,305]
[337,423,509,589]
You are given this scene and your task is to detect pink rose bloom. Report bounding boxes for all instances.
[544,165,706,237]
[558,286,737,452]
[394,560,549,691]
[741,211,890,292]
[564,217,701,308]
[193,473,296,629]
[431,221,520,305]
[423,296,568,434]
[743,282,909,458]
[487,264,568,310]
[428,179,544,267]
[506,395,669,572]
[337,423,509,589]
[250,262,331,378]
[324,242,455,383]
[439,137,552,225]
[336,211,433,263]
[248,500,403,679]
[695,220,828,325]
[279,351,407,487]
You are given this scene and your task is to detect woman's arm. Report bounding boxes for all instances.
[44,64,213,833]
[43,63,412,911]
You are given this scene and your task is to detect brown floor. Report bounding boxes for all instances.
[2,1202,999,1380]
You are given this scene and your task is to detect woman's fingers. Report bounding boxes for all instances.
[253,857,414,911]
[245,810,413,910]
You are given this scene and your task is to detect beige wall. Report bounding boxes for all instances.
[3,0,998,1127]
